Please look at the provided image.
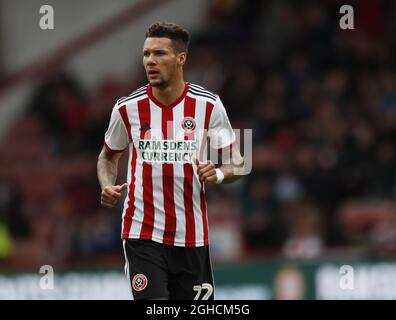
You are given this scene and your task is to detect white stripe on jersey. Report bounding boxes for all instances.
[130,160,144,238]
[149,100,166,243]
[192,98,207,246]
[172,102,188,245]
[127,101,145,238]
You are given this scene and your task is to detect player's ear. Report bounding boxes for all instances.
[177,51,187,66]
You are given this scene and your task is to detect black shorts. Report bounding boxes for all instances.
[123,239,214,300]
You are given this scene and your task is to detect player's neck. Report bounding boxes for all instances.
[151,78,186,106]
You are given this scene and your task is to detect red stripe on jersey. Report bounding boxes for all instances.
[183,95,196,140]
[200,101,214,244]
[118,105,132,141]
[199,102,214,161]
[183,164,195,246]
[122,145,137,238]
[137,98,155,240]
[200,184,208,246]
[162,107,177,245]
[183,96,196,246]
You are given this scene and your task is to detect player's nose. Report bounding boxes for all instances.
[146,55,156,66]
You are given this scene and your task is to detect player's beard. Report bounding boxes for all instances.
[149,77,167,89]
[147,69,166,88]
[148,66,176,90]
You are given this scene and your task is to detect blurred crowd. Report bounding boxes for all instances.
[2,0,396,270]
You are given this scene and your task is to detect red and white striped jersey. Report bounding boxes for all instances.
[104,82,235,247]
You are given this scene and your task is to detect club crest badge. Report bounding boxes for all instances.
[132,273,148,291]
[182,117,196,133]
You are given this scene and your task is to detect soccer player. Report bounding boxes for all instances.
[97,22,244,300]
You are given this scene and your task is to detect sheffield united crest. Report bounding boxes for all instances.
[132,273,148,291]
[181,117,196,133]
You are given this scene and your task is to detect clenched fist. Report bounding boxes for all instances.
[195,158,219,184]
[101,183,128,208]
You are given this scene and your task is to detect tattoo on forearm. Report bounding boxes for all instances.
[97,151,119,189]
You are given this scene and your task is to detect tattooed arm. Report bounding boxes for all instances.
[97,147,127,208]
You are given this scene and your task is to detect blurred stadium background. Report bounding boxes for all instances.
[1,0,396,299]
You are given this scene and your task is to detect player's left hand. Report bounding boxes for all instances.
[195,158,217,184]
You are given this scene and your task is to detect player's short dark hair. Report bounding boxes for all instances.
[145,22,190,53]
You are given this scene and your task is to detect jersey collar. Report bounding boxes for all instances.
[147,82,189,109]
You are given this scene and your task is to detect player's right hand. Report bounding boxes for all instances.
[101,183,128,208]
